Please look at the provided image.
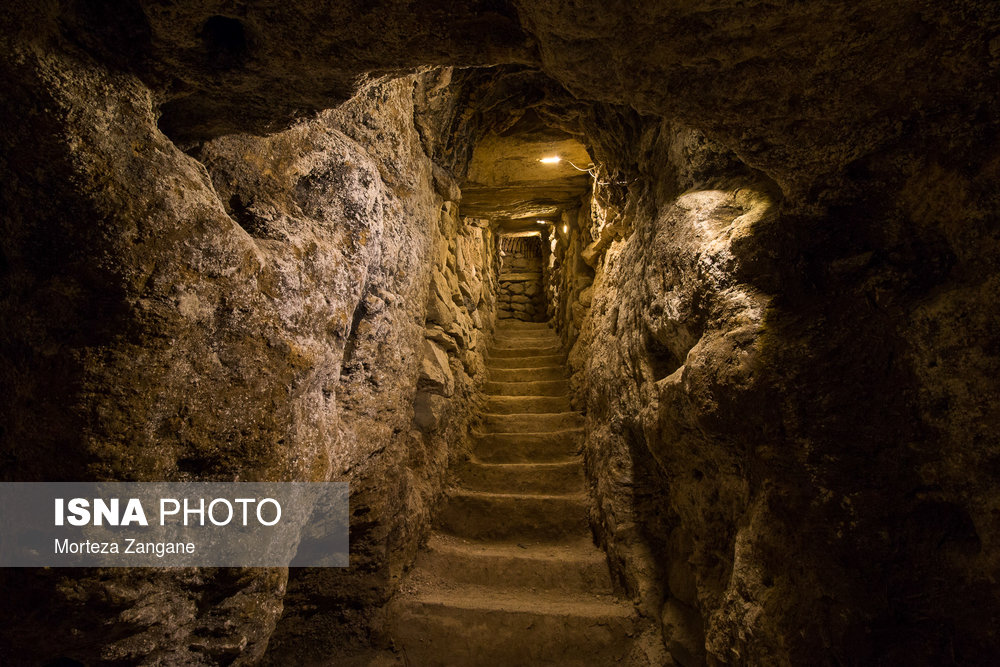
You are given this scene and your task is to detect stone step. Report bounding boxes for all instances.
[382,320,642,664]
[497,320,534,323]
[455,458,584,494]
[488,366,565,382]
[472,430,582,463]
[435,490,589,542]
[486,354,565,370]
[492,337,560,348]
[496,321,552,331]
[411,533,613,594]
[483,379,569,396]
[485,395,572,414]
[493,330,558,340]
[492,342,559,352]
[490,345,563,358]
[482,412,584,434]
[492,332,554,341]
[388,585,634,667]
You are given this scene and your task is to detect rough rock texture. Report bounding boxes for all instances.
[0,33,302,665]
[193,78,498,663]
[37,0,998,204]
[548,199,594,348]
[0,32,495,664]
[51,0,536,142]
[514,0,1000,201]
[557,116,1000,664]
[564,124,780,664]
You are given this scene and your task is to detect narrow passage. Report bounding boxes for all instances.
[388,320,635,664]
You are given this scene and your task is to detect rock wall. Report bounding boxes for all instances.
[195,77,499,662]
[548,201,595,355]
[553,116,1000,665]
[0,30,494,663]
[497,235,547,322]
[0,34,303,663]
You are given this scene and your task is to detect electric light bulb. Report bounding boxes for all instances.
[536,220,547,224]
[539,156,561,164]
[562,224,569,234]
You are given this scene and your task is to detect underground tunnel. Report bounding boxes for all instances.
[1,1,999,665]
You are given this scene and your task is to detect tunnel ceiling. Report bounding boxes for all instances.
[460,111,592,231]
[48,0,999,201]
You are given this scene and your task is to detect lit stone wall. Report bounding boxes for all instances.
[497,235,547,322]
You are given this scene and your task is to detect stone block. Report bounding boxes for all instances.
[446,317,470,350]
[425,325,459,354]
[432,163,461,202]
[581,240,601,267]
[459,276,482,305]
[413,390,449,432]
[417,339,454,396]
[426,291,455,327]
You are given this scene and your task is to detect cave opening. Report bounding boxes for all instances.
[2,3,1000,666]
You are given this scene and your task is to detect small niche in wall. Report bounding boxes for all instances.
[645,332,685,381]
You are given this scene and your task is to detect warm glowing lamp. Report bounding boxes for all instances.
[540,155,596,175]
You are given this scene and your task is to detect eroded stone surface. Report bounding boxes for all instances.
[0,39,494,662]
[553,116,1000,664]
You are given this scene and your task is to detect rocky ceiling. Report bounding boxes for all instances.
[461,111,592,232]
[44,0,998,206]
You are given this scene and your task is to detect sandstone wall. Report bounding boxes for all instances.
[194,77,499,662]
[547,201,594,362]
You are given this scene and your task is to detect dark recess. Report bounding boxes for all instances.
[201,16,249,69]
[646,332,685,381]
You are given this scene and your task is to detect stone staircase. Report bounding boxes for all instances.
[387,321,636,665]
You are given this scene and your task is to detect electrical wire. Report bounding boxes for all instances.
[543,157,631,186]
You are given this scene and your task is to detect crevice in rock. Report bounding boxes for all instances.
[340,286,369,376]
[645,332,685,382]
[227,193,262,236]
